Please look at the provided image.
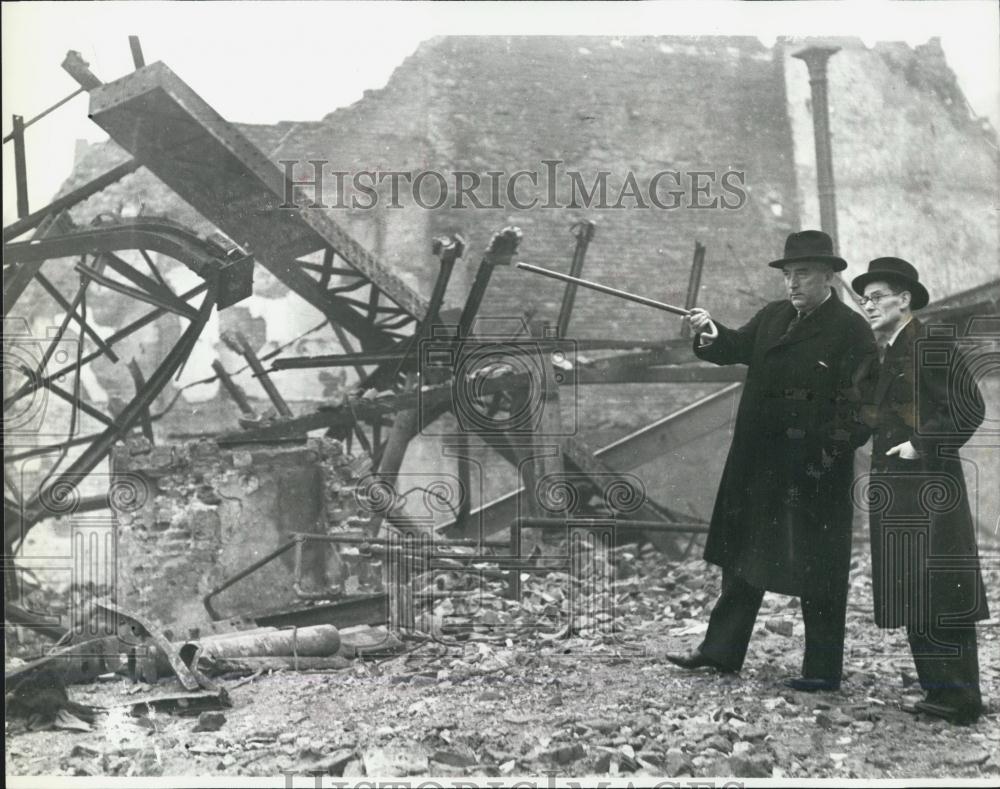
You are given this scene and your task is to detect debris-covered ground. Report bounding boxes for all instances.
[6,544,999,780]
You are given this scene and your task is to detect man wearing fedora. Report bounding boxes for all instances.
[853,257,988,725]
[667,230,876,691]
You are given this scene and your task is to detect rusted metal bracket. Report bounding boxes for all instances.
[221,331,293,418]
[94,600,208,692]
[458,227,522,338]
[12,115,29,218]
[128,36,145,69]
[679,241,706,339]
[353,234,467,444]
[556,220,596,338]
[383,233,466,383]
[3,159,141,243]
[4,220,249,315]
[211,360,256,418]
[61,50,102,90]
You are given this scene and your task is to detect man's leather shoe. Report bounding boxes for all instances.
[914,700,981,726]
[665,649,735,674]
[783,677,841,692]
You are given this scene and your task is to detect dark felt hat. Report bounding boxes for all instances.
[851,257,929,310]
[768,230,847,271]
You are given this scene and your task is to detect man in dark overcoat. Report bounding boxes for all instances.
[667,230,876,691]
[853,257,988,725]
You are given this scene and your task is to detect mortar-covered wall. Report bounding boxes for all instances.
[304,35,798,335]
[783,36,999,291]
[110,436,365,631]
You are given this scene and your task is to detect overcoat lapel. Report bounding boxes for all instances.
[873,318,920,405]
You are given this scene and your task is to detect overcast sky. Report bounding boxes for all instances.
[2,0,998,225]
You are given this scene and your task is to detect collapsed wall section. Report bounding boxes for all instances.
[110,436,364,631]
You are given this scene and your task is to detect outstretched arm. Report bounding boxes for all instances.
[690,306,766,366]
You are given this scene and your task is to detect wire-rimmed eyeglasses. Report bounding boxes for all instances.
[858,291,897,307]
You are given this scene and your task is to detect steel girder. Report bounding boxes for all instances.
[82,61,428,356]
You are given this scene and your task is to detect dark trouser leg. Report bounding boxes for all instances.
[697,570,765,672]
[800,587,848,682]
[908,623,982,715]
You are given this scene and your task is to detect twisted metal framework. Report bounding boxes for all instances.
[4,47,732,629]
[3,219,234,551]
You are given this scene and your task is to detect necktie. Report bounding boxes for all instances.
[877,336,889,364]
[781,311,803,340]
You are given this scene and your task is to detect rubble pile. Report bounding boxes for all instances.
[5,546,999,780]
[401,540,720,647]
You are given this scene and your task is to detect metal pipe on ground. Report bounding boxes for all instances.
[179,624,340,666]
[188,655,351,677]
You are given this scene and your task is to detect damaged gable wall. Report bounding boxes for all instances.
[782,36,999,294]
[303,36,799,335]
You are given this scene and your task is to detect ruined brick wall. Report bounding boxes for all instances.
[110,436,365,631]
[782,36,999,293]
[306,35,797,334]
[284,36,798,446]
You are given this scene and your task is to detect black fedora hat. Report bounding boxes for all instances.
[851,257,929,310]
[768,230,847,271]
